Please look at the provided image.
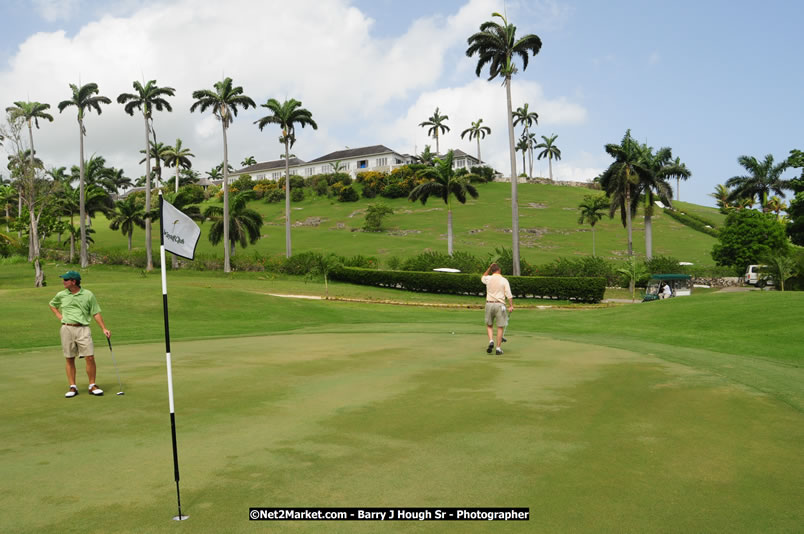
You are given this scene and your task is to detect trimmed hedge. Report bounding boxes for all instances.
[664,208,719,237]
[329,266,606,303]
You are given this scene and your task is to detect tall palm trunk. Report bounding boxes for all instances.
[447,196,453,256]
[505,76,521,276]
[525,126,533,179]
[624,179,634,295]
[128,228,133,250]
[644,194,653,260]
[476,137,482,162]
[221,120,231,272]
[143,113,153,270]
[284,138,292,258]
[175,165,180,193]
[676,177,680,202]
[592,225,596,257]
[548,154,554,181]
[26,119,36,262]
[79,119,88,268]
[435,131,440,155]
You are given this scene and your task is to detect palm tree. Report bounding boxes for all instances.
[408,150,479,255]
[139,141,171,188]
[710,184,731,213]
[599,130,653,263]
[419,107,450,155]
[765,196,787,219]
[191,77,255,272]
[108,196,146,250]
[203,190,263,257]
[670,156,692,201]
[58,82,111,267]
[516,135,529,175]
[726,154,791,212]
[535,134,561,181]
[56,182,111,261]
[578,194,610,256]
[466,11,542,275]
[206,166,222,181]
[254,97,317,258]
[108,168,133,195]
[634,144,675,259]
[460,118,491,162]
[117,80,175,270]
[241,156,257,167]
[163,138,195,193]
[512,103,538,178]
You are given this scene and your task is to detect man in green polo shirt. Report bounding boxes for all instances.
[48,270,111,398]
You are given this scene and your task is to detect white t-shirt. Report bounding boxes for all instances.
[481,274,512,304]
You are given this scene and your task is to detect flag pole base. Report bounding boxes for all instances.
[172,515,190,521]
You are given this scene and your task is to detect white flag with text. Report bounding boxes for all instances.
[161,198,201,260]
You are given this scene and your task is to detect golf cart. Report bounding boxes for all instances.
[643,274,692,302]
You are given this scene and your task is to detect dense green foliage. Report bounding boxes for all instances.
[711,209,790,273]
[663,208,719,237]
[330,266,606,302]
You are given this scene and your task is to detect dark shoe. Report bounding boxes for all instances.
[65,386,78,398]
[501,337,507,343]
[89,384,104,396]
[495,347,504,355]
[486,340,494,354]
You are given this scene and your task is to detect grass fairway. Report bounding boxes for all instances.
[2,266,802,532]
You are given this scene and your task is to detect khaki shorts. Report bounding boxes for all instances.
[60,325,94,359]
[485,302,508,327]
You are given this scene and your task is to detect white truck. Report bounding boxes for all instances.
[744,265,774,287]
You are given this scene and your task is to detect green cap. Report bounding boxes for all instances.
[59,270,81,281]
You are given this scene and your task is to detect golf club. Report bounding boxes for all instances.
[106,336,125,395]
[502,307,512,343]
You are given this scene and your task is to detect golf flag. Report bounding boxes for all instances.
[161,197,200,260]
[158,192,190,521]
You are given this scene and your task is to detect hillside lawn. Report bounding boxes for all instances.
[1,263,802,533]
[55,182,724,267]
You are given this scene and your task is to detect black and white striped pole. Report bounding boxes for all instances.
[159,192,189,522]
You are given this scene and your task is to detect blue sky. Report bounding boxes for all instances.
[1,0,802,208]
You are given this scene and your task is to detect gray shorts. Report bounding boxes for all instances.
[485,302,508,327]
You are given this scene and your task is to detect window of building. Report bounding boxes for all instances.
[455,159,466,168]
[376,157,387,167]
[357,159,369,169]
[272,171,282,180]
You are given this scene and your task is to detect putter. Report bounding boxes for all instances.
[106,337,125,395]
[502,308,512,343]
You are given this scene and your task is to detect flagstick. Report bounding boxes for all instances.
[159,192,189,522]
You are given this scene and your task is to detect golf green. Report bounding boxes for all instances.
[3,330,801,533]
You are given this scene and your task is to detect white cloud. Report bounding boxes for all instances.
[0,0,584,184]
[381,79,587,175]
[649,51,661,65]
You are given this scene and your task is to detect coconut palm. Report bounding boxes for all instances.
[535,134,561,181]
[108,196,146,250]
[578,194,610,257]
[726,154,791,212]
[409,150,479,255]
[255,97,317,258]
[515,135,529,175]
[191,77,255,272]
[669,156,692,201]
[117,80,174,270]
[58,82,111,267]
[419,107,450,155]
[512,103,538,178]
[203,190,263,257]
[466,11,542,275]
[599,129,653,263]
[460,118,491,162]
[163,138,195,193]
[241,156,257,167]
[710,184,731,213]
[634,144,676,260]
